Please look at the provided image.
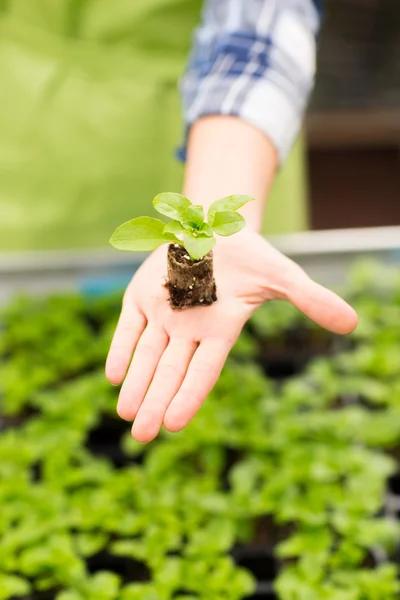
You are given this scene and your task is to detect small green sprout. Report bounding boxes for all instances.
[109,193,254,261]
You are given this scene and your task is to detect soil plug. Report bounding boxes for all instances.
[109,192,254,309]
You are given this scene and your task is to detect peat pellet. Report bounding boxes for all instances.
[165,244,217,309]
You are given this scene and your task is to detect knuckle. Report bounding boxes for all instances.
[158,363,184,380]
[175,388,191,405]
[179,387,201,408]
[193,360,215,378]
[144,396,169,412]
[119,381,145,405]
[118,389,131,406]
[139,344,156,359]
[119,320,134,335]
[110,342,129,356]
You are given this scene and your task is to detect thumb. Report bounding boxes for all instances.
[286,268,358,335]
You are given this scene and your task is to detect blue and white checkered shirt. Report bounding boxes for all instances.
[181,0,323,163]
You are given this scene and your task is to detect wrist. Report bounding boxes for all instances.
[182,116,278,237]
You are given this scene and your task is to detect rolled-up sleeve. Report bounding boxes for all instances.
[180,0,322,163]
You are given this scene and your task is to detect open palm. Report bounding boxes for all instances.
[106,230,358,443]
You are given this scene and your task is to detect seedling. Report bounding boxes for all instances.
[1,265,400,599]
[109,192,253,309]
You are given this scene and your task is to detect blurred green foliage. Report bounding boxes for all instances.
[0,261,400,598]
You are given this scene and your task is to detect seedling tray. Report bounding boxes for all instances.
[1,227,400,599]
[234,547,277,599]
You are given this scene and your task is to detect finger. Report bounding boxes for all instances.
[132,338,198,443]
[287,269,358,335]
[164,338,232,433]
[117,325,168,421]
[106,301,147,385]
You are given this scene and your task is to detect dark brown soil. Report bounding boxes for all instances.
[165,244,217,310]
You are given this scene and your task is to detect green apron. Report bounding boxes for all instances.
[0,0,308,252]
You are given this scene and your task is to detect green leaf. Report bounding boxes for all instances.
[208,194,253,224]
[120,584,160,600]
[183,205,204,229]
[109,217,167,251]
[86,572,121,599]
[210,211,245,236]
[154,557,182,591]
[186,518,236,556]
[121,433,148,459]
[163,221,185,236]
[74,532,108,557]
[56,591,83,600]
[200,223,214,237]
[231,569,256,597]
[111,540,146,561]
[0,574,30,600]
[153,193,191,222]
[277,529,333,559]
[162,221,185,246]
[183,232,216,261]
[353,518,400,551]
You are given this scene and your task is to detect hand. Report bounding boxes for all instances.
[105,230,358,443]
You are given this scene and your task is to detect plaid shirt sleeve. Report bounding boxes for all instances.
[180,0,322,163]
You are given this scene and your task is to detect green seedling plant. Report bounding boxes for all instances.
[1,265,400,599]
[0,574,30,600]
[110,193,254,308]
[109,192,254,261]
[276,563,400,600]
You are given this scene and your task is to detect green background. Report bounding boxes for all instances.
[0,0,307,251]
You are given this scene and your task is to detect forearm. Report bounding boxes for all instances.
[182,115,278,233]
[181,0,321,229]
